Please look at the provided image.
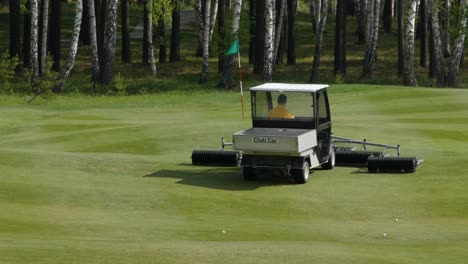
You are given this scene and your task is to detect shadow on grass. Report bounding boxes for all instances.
[144,166,298,191]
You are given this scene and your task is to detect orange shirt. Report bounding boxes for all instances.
[268,105,295,118]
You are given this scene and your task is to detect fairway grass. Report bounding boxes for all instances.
[1,85,468,263]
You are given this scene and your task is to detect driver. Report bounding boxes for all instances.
[268,94,295,118]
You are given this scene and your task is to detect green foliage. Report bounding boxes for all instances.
[0,50,20,94]
[151,0,173,25]
[23,56,58,98]
[108,72,128,95]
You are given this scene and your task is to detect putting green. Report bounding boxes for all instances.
[1,85,467,263]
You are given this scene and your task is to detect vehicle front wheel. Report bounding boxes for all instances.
[294,162,310,184]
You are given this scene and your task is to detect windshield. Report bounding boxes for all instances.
[252,91,315,129]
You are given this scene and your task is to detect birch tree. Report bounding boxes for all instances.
[402,0,418,86]
[309,0,328,83]
[200,0,212,84]
[147,0,157,76]
[361,0,381,80]
[209,0,219,44]
[23,0,32,69]
[53,0,83,93]
[40,0,50,76]
[100,0,119,85]
[263,0,274,81]
[31,0,40,80]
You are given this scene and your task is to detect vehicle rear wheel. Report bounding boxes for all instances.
[242,167,257,181]
[294,162,310,184]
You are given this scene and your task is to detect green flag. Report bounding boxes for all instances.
[225,39,239,56]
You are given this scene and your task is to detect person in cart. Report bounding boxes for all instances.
[268,94,295,119]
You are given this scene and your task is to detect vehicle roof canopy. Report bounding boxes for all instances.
[250,83,329,93]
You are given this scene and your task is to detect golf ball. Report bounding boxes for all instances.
[383,233,388,237]
[222,230,226,234]
[395,218,399,222]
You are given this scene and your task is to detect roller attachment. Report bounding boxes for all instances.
[191,149,240,167]
[335,150,383,167]
[367,156,417,173]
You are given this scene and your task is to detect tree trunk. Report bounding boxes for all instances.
[23,0,32,69]
[217,0,226,73]
[273,0,286,65]
[100,0,119,85]
[253,0,265,75]
[441,0,451,57]
[429,20,436,78]
[9,0,21,61]
[158,18,167,63]
[402,0,418,86]
[334,0,346,76]
[287,0,297,65]
[80,0,91,45]
[40,0,50,76]
[209,0,219,45]
[419,0,429,67]
[53,0,83,93]
[143,2,149,63]
[121,0,131,63]
[263,0,274,81]
[89,0,100,83]
[355,0,367,44]
[383,0,392,33]
[30,0,40,80]
[361,0,381,80]
[309,0,328,83]
[169,0,181,62]
[200,0,212,84]
[147,0,157,77]
[249,0,256,64]
[195,0,204,56]
[397,0,403,76]
[48,0,61,71]
[429,0,446,87]
[446,0,467,87]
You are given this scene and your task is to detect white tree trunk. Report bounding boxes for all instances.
[231,0,242,36]
[200,0,212,83]
[402,0,418,86]
[53,0,83,92]
[263,0,274,81]
[361,0,380,79]
[209,0,218,43]
[309,0,328,82]
[88,0,100,82]
[40,0,50,76]
[148,0,157,77]
[31,0,40,80]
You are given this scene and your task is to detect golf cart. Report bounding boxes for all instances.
[192,83,422,184]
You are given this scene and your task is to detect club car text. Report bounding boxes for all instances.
[251,137,280,144]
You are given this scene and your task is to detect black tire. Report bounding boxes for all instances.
[322,146,336,170]
[242,167,257,181]
[294,162,310,184]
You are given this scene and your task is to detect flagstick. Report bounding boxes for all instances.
[237,47,244,120]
